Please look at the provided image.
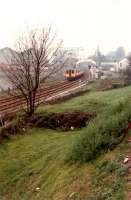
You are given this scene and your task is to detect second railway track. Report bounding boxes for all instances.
[0,79,87,114]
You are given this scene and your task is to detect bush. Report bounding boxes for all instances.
[0,120,21,141]
[69,99,131,163]
[97,160,118,173]
[97,160,126,177]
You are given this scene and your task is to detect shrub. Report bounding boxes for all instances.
[97,160,126,177]
[0,120,22,141]
[116,166,126,177]
[98,160,118,173]
[69,99,131,163]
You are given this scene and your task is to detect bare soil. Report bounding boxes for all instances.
[29,111,95,131]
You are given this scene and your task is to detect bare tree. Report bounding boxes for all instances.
[2,27,66,116]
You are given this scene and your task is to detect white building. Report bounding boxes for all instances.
[100,62,117,71]
[118,58,129,71]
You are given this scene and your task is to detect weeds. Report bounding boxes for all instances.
[69,98,131,163]
[91,159,126,200]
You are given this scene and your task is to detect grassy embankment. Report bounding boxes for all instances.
[0,84,131,199]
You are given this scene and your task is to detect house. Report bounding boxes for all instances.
[100,62,117,71]
[118,58,129,71]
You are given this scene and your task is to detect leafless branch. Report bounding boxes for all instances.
[2,27,66,116]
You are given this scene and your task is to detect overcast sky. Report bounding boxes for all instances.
[1,0,131,54]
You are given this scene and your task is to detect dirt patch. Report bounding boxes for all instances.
[29,111,95,131]
[0,111,95,144]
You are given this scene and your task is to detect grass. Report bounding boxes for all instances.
[0,129,94,200]
[1,84,131,199]
[0,128,128,200]
[69,97,131,163]
[90,130,131,200]
[38,85,131,114]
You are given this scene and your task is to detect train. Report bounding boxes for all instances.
[64,69,84,81]
[64,59,98,81]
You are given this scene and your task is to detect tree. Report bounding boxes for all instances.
[115,46,125,61]
[105,47,125,62]
[2,27,66,116]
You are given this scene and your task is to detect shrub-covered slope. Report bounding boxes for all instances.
[1,85,131,199]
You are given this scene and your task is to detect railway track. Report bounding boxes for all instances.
[0,79,87,114]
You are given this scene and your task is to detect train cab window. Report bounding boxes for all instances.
[72,70,74,73]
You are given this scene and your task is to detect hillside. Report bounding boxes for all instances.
[38,83,131,113]
[0,85,131,199]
